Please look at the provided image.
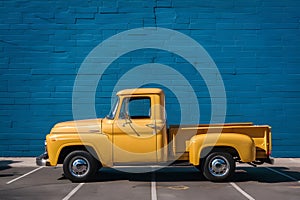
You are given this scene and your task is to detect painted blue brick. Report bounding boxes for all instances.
[99,0,118,13]
[0,0,300,156]
[157,0,172,7]
[8,144,29,151]
[73,6,98,14]
[0,98,14,104]
[118,6,153,14]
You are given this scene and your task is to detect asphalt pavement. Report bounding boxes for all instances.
[0,158,300,200]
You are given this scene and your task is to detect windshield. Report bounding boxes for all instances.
[106,97,119,119]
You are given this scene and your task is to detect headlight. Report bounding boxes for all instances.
[44,140,47,152]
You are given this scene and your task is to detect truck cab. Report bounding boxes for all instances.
[105,88,168,164]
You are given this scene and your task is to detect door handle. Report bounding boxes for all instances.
[122,121,131,127]
[88,129,100,133]
[146,124,156,129]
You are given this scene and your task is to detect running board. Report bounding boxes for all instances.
[112,161,193,169]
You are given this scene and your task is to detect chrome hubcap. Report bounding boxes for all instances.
[70,157,89,177]
[209,156,229,177]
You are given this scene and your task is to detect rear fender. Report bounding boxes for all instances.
[189,133,256,166]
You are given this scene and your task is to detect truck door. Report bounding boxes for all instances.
[112,96,157,163]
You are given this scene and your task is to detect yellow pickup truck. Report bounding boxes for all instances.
[37,88,273,182]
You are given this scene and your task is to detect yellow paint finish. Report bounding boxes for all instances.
[51,118,102,134]
[170,124,271,160]
[46,133,112,167]
[189,133,256,165]
[117,88,164,96]
[44,88,272,168]
[111,91,166,163]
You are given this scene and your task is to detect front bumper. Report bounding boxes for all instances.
[36,152,50,166]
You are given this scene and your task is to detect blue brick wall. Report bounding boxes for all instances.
[0,0,300,157]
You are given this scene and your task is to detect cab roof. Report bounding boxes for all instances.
[117,88,164,96]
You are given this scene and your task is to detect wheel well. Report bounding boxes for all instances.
[58,145,101,165]
[200,146,240,160]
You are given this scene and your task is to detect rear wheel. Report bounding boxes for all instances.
[202,152,235,182]
[63,150,99,182]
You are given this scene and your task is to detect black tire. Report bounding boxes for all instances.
[63,150,99,182]
[202,151,235,182]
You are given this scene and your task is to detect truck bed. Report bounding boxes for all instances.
[168,122,272,161]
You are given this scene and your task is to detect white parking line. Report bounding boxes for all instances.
[151,181,157,200]
[151,166,157,200]
[62,183,85,200]
[266,167,300,183]
[230,182,255,200]
[6,166,44,185]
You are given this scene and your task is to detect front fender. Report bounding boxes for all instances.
[189,133,256,166]
[46,133,112,167]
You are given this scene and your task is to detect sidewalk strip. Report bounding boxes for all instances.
[289,158,300,163]
[62,183,85,200]
[266,167,300,183]
[230,182,255,200]
[6,166,44,185]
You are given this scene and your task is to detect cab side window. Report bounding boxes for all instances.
[120,97,151,119]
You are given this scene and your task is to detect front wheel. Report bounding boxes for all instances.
[63,150,99,182]
[202,152,235,182]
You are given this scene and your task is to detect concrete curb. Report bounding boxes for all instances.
[0,157,37,167]
[1,157,300,168]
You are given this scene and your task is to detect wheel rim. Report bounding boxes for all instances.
[208,155,230,177]
[69,156,90,178]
